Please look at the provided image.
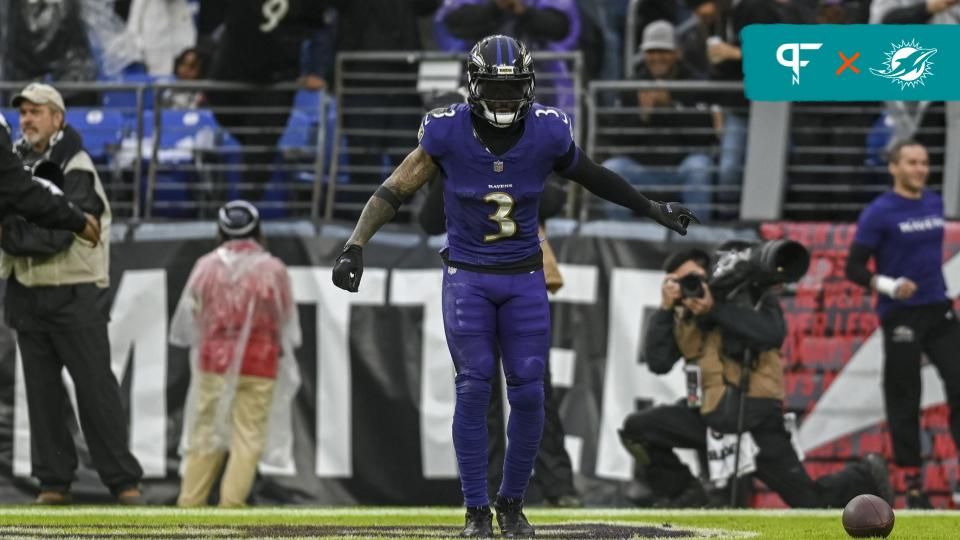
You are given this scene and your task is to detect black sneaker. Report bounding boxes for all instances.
[461,506,493,538]
[544,494,583,508]
[863,453,894,505]
[652,481,709,508]
[494,496,535,538]
[905,474,933,509]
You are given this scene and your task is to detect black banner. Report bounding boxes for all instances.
[0,222,744,505]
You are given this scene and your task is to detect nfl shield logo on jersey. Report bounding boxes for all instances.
[493,160,504,173]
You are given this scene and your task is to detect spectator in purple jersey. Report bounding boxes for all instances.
[434,0,580,114]
[332,35,696,537]
[846,139,960,509]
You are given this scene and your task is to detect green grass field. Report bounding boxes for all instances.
[0,507,957,539]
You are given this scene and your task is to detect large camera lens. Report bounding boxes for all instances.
[678,273,706,299]
[756,239,810,283]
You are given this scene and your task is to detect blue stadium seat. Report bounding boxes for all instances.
[1,108,123,164]
[101,73,160,114]
[1,109,20,140]
[137,109,231,218]
[65,108,125,163]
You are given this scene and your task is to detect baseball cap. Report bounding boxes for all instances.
[218,200,260,238]
[11,83,66,113]
[640,20,677,53]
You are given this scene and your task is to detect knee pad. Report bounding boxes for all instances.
[506,379,544,412]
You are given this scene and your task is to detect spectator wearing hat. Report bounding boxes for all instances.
[1,84,142,505]
[599,21,718,221]
[171,200,301,507]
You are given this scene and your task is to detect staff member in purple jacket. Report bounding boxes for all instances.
[846,139,960,509]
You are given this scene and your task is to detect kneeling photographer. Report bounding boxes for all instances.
[620,243,892,508]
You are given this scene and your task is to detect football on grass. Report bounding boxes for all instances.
[842,494,895,538]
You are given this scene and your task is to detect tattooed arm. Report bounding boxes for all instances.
[345,146,439,247]
[332,146,438,292]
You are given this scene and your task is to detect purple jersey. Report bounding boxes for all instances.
[418,102,576,267]
[854,190,948,318]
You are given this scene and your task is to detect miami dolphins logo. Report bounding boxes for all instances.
[870,39,937,89]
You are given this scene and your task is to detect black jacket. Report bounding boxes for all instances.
[3,126,108,331]
[200,0,330,83]
[0,145,87,234]
[331,0,439,52]
[4,126,104,257]
[0,115,11,152]
[442,2,569,46]
[643,292,787,375]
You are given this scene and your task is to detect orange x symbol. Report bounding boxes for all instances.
[836,51,860,75]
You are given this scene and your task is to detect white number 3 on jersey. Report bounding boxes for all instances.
[534,107,572,138]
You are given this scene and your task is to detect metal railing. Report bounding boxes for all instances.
[784,101,947,221]
[1,80,330,221]
[585,80,746,223]
[324,50,584,221]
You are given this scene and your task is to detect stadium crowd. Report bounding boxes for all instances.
[1,0,941,221]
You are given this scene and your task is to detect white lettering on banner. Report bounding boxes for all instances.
[288,267,387,478]
[390,270,458,479]
[13,270,169,478]
[595,269,686,481]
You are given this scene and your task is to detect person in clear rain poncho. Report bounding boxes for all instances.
[170,200,301,507]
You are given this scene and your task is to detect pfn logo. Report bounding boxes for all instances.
[777,43,823,85]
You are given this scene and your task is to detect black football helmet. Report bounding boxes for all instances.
[467,35,535,127]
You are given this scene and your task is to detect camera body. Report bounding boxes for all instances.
[678,273,707,299]
[670,239,809,307]
[708,239,810,299]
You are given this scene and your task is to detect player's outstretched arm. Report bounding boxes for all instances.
[555,145,700,235]
[332,146,438,292]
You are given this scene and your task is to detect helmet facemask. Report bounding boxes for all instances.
[470,76,535,127]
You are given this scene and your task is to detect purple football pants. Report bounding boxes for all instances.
[442,266,549,507]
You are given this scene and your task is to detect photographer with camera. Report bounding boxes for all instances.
[619,245,892,508]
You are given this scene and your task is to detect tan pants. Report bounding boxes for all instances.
[177,373,275,507]
[540,225,564,294]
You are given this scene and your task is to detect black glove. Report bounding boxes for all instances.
[650,201,700,235]
[332,244,364,292]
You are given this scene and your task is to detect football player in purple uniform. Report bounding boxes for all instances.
[333,35,697,537]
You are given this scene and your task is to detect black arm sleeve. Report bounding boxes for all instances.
[703,294,787,351]
[642,309,683,375]
[845,242,875,289]
[0,215,74,257]
[418,179,447,235]
[554,144,655,217]
[516,7,570,42]
[443,3,502,40]
[882,4,932,24]
[0,147,86,233]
